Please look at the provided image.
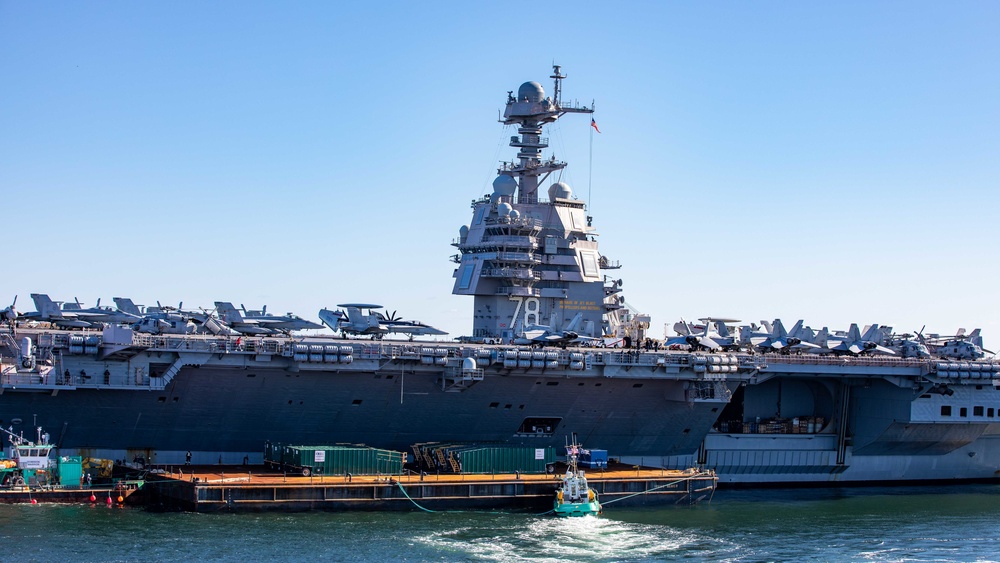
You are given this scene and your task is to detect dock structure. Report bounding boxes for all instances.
[138,465,717,513]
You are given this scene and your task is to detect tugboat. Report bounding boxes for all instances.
[1,425,142,504]
[553,435,601,517]
[1,425,57,488]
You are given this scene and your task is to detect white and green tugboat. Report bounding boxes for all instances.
[553,436,601,517]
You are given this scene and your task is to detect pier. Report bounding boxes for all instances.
[138,465,717,513]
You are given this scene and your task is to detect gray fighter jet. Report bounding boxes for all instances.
[828,324,896,356]
[513,312,594,347]
[667,318,740,351]
[21,294,140,328]
[744,320,821,353]
[214,301,323,335]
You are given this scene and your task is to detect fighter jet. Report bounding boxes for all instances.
[513,312,593,347]
[19,294,139,328]
[744,320,821,353]
[318,304,447,339]
[214,302,323,335]
[828,324,896,356]
[62,296,143,325]
[666,318,740,351]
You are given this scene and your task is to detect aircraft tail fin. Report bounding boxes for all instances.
[30,294,61,317]
[565,312,584,333]
[787,320,804,338]
[847,323,861,341]
[815,327,831,348]
[969,328,984,348]
[318,308,345,332]
[861,323,881,343]
[114,297,142,316]
[214,302,244,324]
[773,319,786,339]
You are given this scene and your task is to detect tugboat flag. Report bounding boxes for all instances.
[591,118,601,133]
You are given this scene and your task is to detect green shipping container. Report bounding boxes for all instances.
[454,446,556,474]
[265,444,405,476]
[59,456,83,487]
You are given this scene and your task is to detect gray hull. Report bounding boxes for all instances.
[0,360,722,464]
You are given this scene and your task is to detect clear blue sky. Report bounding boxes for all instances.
[2,2,998,342]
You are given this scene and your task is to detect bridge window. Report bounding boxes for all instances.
[960,407,968,417]
[990,408,995,418]
[941,406,952,416]
[974,406,984,416]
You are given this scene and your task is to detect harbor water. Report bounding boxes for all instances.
[2,485,999,562]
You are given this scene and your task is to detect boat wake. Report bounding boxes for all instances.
[414,515,714,562]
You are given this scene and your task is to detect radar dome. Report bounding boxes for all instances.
[497,202,513,217]
[492,175,517,197]
[518,81,545,103]
[462,357,477,371]
[548,182,572,200]
[459,225,469,238]
[509,209,521,220]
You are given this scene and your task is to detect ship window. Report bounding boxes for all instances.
[157,397,166,403]
[489,402,499,408]
[960,407,968,417]
[352,399,362,406]
[173,397,179,402]
[474,206,486,226]
[459,264,475,289]
[595,383,602,387]
[504,404,512,409]
[920,394,931,399]
[989,408,995,417]
[546,382,559,386]
[578,382,585,386]
[941,406,952,416]
[974,406,984,416]
[633,383,643,388]
[581,252,599,278]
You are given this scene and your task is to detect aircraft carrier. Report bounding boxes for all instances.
[3,67,999,485]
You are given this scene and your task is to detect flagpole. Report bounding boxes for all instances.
[588,120,593,216]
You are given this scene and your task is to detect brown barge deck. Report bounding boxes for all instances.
[139,465,717,512]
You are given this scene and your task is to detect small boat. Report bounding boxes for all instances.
[553,437,601,517]
[1,425,141,504]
